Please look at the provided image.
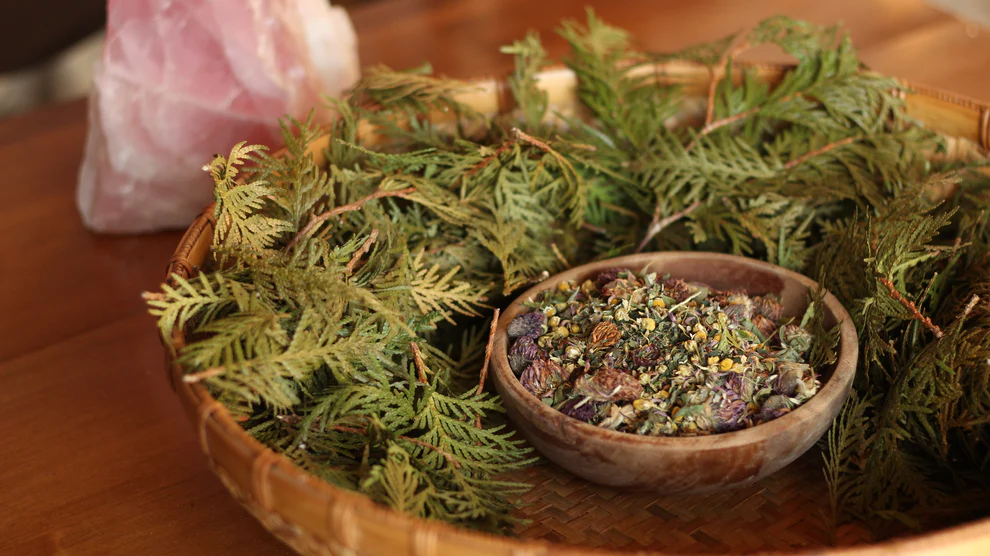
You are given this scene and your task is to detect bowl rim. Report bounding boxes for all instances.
[491,251,860,450]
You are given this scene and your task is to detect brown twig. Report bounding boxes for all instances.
[288,187,415,249]
[511,127,552,152]
[599,201,639,218]
[877,277,943,338]
[183,366,226,383]
[474,308,501,429]
[410,342,429,384]
[687,91,807,152]
[475,309,500,398]
[581,222,608,235]
[549,243,570,267]
[463,127,550,180]
[783,136,859,170]
[962,295,981,319]
[703,37,751,128]
[346,229,379,273]
[466,138,515,177]
[635,200,702,253]
[687,106,757,152]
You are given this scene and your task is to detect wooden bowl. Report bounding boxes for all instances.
[491,252,858,493]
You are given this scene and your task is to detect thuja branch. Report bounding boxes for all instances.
[463,128,549,178]
[686,92,803,152]
[329,424,461,468]
[347,229,380,273]
[288,187,416,249]
[703,36,751,127]
[466,139,516,177]
[275,415,463,469]
[636,201,702,253]
[783,136,859,170]
[878,276,944,338]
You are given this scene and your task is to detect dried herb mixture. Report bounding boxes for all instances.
[508,268,821,436]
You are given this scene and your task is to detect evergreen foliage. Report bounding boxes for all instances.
[145,11,990,533]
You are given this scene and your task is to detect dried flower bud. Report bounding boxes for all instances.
[774,361,817,398]
[560,398,596,422]
[751,314,777,338]
[589,321,621,349]
[764,394,790,410]
[631,343,662,367]
[508,336,538,375]
[520,358,563,397]
[714,399,748,433]
[725,372,754,400]
[595,268,623,289]
[507,312,546,339]
[663,278,691,302]
[572,367,643,401]
[759,395,792,422]
[753,294,783,322]
[722,293,754,322]
[780,324,813,355]
[664,278,709,302]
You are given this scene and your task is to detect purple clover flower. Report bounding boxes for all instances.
[507,311,546,339]
[508,336,539,375]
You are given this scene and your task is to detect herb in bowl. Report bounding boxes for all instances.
[508,268,821,436]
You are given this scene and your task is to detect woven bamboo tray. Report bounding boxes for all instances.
[163,61,990,555]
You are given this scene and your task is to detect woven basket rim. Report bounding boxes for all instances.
[164,60,990,556]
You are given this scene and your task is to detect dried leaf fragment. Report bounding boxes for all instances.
[572,367,643,401]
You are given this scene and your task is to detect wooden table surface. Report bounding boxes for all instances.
[2,1,989,554]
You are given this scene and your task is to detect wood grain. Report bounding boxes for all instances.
[1,1,988,554]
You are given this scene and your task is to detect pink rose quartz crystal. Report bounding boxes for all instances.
[78,0,360,233]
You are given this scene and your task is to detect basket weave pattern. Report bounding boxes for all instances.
[510,454,873,553]
[164,61,990,555]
